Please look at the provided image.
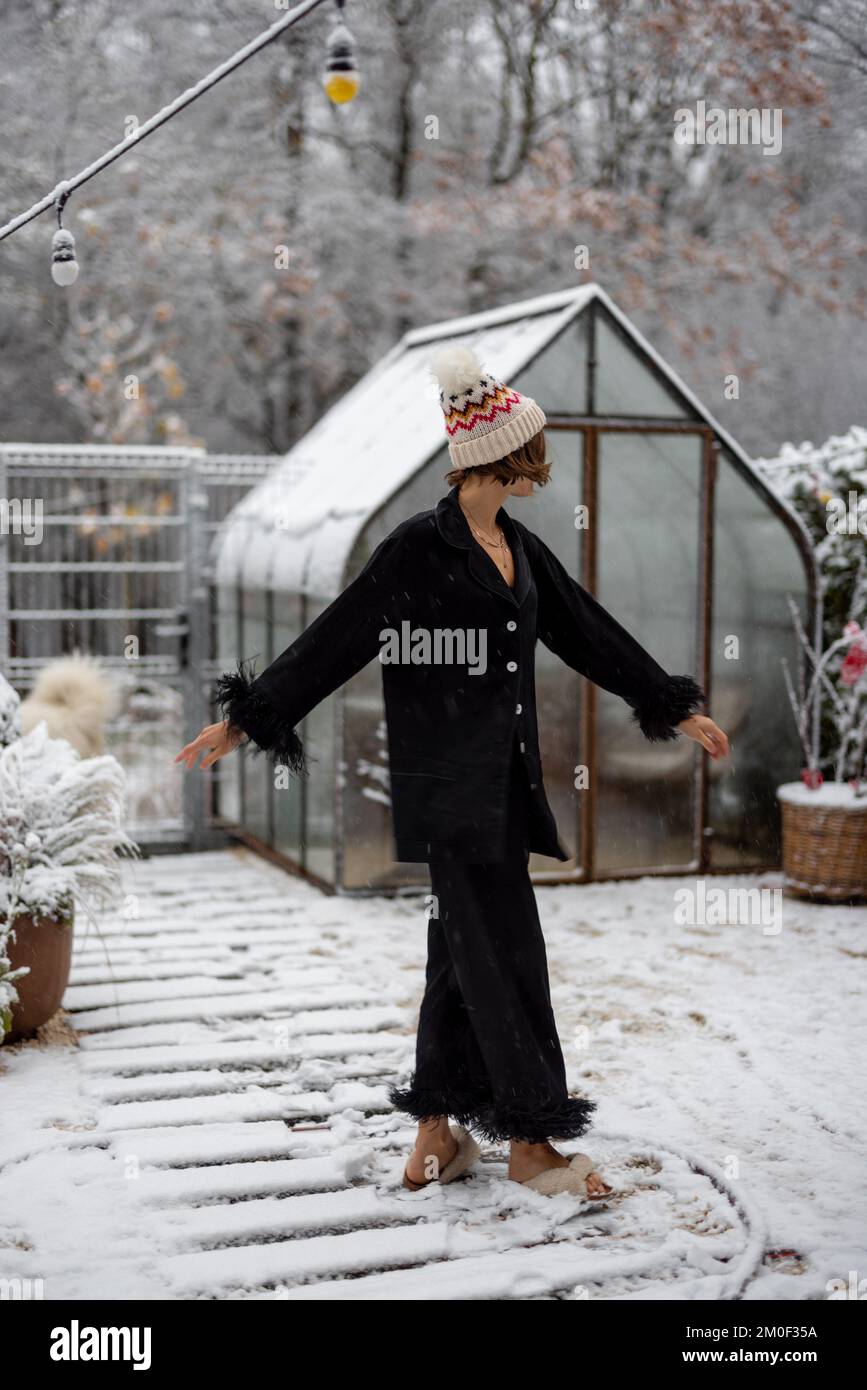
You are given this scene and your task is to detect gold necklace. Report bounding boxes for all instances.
[461,505,509,568]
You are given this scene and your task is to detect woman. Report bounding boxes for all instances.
[177,344,730,1201]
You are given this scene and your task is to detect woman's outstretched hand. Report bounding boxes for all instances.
[677,713,730,761]
[175,719,244,771]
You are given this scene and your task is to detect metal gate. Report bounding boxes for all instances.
[0,445,277,848]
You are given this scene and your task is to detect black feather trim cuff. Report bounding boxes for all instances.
[214,659,308,776]
[387,1075,596,1144]
[629,673,706,744]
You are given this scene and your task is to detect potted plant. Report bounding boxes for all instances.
[777,582,867,902]
[0,675,136,1043]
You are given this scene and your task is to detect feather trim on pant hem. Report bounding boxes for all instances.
[388,1078,596,1144]
[214,659,308,776]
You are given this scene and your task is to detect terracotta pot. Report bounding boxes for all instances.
[3,910,74,1043]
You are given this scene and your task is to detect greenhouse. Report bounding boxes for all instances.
[213,284,818,893]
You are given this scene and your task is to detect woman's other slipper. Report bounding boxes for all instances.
[519,1151,615,1202]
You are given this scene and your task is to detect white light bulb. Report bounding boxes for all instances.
[51,259,80,285]
[51,226,79,285]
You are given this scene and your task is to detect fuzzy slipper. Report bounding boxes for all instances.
[518,1152,615,1201]
[402,1124,481,1191]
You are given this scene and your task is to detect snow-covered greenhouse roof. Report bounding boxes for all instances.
[214,283,787,598]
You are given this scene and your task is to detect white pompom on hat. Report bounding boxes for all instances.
[429,342,547,470]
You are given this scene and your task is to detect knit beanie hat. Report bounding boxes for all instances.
[429,343,547,470]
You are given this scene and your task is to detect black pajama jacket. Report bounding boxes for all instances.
[217,484,705,1144]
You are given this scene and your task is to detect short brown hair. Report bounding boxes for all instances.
[444,428,550,489]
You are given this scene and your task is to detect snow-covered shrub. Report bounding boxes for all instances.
[757,428,867,780]
[0,722,138,1036]
[0,937,28,1040]
[0,673,21,748]
[0,674,27,1032]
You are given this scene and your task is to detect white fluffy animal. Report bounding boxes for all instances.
[20,654,120,759]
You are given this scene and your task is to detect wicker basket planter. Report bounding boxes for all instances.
[2,909,74,1042]
[778,782,867,903]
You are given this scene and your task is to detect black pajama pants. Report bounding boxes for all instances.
[388,736,595,1144]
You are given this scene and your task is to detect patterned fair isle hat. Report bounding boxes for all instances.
[429,343,547,470]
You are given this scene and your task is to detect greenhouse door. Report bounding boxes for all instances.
[586,427,713,878]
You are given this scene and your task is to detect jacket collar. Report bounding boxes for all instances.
[434,483,530,608]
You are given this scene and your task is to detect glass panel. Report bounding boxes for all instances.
[341,659,397,890]
[708,454,808,867]
[271,596,304,863]
[595,315,689,418]
[214,584,241,824]
[523,431,584,876]
[595,432,703,872]
[302,598,336,884]
[512,316,588,414]
[240,588,271,845]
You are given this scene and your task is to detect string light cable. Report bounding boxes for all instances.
[0,0,359,282]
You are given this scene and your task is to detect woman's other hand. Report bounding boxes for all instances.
[175,719,244,771]
[676,713,730,761]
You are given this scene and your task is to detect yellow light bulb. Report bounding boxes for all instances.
[324,70,359,104]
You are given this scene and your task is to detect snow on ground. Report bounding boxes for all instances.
[1,847,864,1301]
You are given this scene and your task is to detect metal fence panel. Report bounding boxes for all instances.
[0,445,279,848]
